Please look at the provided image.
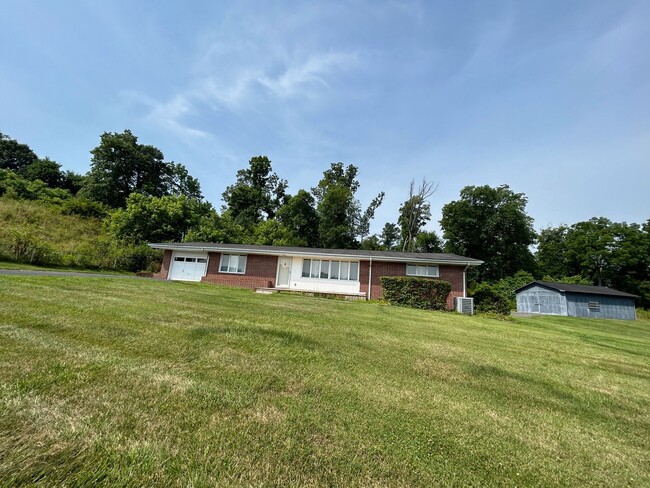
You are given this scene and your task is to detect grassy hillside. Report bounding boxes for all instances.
[1,276,648,486]
[0,197,105,266]
[0,197,157,271]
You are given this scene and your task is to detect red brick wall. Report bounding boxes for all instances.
[360,260,466,310]
[201,252,278,289]
[154,250,172,279]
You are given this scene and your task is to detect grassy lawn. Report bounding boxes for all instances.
[1,276,648,486]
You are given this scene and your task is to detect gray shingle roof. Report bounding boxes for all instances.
[515,281,638,298]
[148,242,483,265]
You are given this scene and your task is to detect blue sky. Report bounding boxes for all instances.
[1,0,648,234]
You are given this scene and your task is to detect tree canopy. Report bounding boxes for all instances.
[222,156,287,228]
[0,132,38,172]
[82,130,201,208]
[441,184,536,281]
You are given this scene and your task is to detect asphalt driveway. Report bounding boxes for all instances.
[0,269,143,279]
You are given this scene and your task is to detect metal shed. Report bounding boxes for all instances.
[515,281,637,321]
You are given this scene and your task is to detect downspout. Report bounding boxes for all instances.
[463,264,469,298]
[367,257,373,300]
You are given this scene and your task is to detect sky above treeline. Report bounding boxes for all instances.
[1,0,648,234]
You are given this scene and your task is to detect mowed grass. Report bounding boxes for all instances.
[0,277,648,487]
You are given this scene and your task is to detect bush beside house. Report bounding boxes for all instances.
[380,276,451,310]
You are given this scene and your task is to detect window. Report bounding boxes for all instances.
[587,301,600,311]
[174,257,185,262]
[406,264,439,277]
[220,254,247,274]
[301,259,359,281]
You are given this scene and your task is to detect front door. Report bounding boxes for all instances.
[277,257,292,288]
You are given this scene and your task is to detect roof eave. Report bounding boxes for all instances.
[148,243,483,266]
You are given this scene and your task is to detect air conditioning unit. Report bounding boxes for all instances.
[455,297,474,315]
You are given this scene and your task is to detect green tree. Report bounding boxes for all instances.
[184,212,245,244]
[222,156,287,228]
[380,223,400,250]
[536,218,650,307]
[398,179,437,252]
[83,130,201,208]
[276,189,320,247]
[312,162,383,248]
[414,230,443,253]
[441,184,536,281]
[0,132,38,172]
[107,193,211,244]
[535,226,570,278]
[21,158,64,188]
[357,192,385,242]
[252,220,307,247]
[312,163,360,249]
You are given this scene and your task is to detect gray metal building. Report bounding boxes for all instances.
[515,281,637,320]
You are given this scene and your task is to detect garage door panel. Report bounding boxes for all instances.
[169,252,208,281]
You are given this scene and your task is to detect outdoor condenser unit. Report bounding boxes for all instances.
[455,297,474,315]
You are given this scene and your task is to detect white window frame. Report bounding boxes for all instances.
[406,264,439,277]
[219,254,247,274]
[301,259,359,282]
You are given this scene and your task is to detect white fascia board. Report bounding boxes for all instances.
[148,244,482,266]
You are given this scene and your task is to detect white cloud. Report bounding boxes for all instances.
[257,52,358,98]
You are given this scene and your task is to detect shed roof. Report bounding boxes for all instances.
[515,281,638,298]
[148,242,483,266]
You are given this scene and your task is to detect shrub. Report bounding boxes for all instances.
[380,276,451,310]
[471,283,511,315]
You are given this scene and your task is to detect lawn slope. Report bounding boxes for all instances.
[1,276,648,486]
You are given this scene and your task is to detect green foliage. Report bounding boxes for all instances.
[20,157,65,188]
[184,212,246,244]
[414,230,443,253]
[60,196,108,218]
[359,234,382,250]
[489,270,535,308]
[380,222,400,250]
[222,156,287,228]
[82,129,202,208]
[0,197,160,272]
[251,220,307,247]
[313,163,361,249]
[276,189,320,247]
[357,191,385,241]
[542,275,592,285]
[398,179,436,252]
[311,162,383,248]
[471,283,512,315]
[0,168,72,203]
[441,184,536,281]
[535,218,650,308]
[0,131,38,171]
[107,193,212,244]
[380,276,451,310]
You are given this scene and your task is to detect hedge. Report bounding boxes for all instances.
[380,276,451,310]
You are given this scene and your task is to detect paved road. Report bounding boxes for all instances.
[0,269,144,279]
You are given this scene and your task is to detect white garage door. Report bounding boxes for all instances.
[169,252,208,281]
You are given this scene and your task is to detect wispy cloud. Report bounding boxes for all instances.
[258,52,357,98]
[130,50,358,144]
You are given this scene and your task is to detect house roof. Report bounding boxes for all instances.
[515,281,638,298]
[148,242,483,266]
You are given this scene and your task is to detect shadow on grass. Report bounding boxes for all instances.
[189,325,320,350]
[463,362,647,442]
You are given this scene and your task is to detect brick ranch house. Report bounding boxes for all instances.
[149,243,482,309]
